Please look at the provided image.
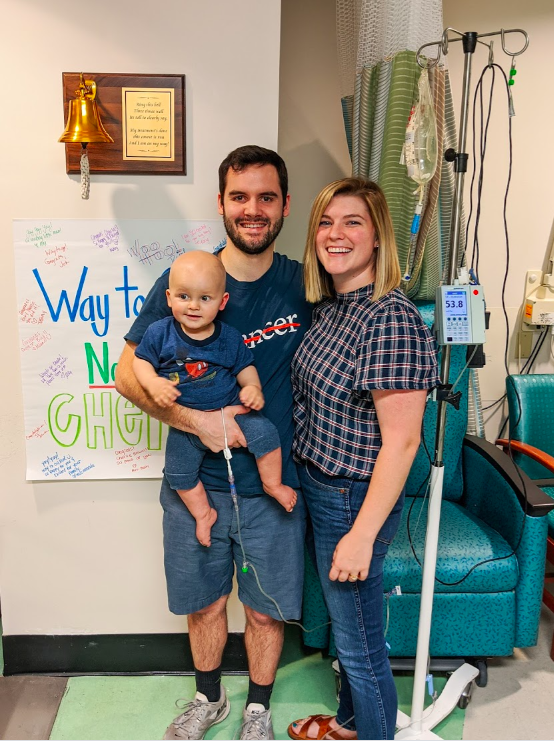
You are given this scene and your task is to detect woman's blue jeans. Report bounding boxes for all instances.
[299,462,405,741]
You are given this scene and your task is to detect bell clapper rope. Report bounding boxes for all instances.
[80,143,90,200]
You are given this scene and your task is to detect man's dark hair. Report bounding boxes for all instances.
[218,145,288,200]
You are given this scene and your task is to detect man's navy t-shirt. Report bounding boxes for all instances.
[125,252,312,494]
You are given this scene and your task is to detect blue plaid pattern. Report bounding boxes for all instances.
[292,285,440,478]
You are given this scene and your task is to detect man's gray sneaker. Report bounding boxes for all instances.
[163,688,230,740]
[239,703,274,740]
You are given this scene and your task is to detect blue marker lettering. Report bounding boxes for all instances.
[33,266,88,323]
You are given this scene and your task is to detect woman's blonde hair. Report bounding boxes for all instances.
[303,178,401,303]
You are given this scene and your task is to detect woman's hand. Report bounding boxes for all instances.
[329,531,373,582]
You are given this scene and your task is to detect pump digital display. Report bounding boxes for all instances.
[444,290,467,317]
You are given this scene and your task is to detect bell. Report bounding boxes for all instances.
[59,74,114,144]
[59,74,113,199]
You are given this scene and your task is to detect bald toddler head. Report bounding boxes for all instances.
[169,251,226,294]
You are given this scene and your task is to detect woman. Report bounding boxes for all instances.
[288,178,439,741]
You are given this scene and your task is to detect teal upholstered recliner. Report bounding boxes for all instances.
[496,374,554,660]
[301,304,554,685]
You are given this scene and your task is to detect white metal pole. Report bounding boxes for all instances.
[402,31,478,736]
[408,465,444,733]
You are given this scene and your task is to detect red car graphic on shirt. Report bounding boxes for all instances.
[184,359,208,379]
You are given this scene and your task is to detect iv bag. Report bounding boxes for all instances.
[404,70,438,187]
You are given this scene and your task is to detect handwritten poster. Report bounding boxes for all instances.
[122,88,174,161]
[14,219,226,481]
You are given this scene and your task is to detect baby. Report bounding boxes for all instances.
[133,250,297,546]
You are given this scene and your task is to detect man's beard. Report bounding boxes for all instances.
[222,212,284,255]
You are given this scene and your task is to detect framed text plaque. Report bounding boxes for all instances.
[61,73,186,174]
[122,88,175,162]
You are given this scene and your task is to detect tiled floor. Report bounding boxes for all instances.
[463,604,554,741]
[0,676,67,740]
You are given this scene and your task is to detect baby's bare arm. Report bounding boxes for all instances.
[133,356,181,407]
[237,366,264,410]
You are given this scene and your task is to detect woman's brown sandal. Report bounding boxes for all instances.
[287,714,357,740]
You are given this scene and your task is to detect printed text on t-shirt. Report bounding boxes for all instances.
[242,314,300,347]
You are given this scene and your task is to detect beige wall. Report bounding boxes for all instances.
[443,0,554,435]
[0,0,281,636]
[278,0,351,262]
[279,0,554,437]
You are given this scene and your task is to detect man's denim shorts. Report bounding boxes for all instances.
[160,476,306,620]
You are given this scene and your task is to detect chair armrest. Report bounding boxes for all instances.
[464,435,554,517]
[496,438,554,474]
[463,435,551,647]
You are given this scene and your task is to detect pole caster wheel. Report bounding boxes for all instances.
[457,679,475,709]
[475,659,488,687]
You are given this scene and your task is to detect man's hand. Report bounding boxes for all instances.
[239,384,264,411]
[194,405,250,452]
[329,531,373,582]
[145,377,181,407]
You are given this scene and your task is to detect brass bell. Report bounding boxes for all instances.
[59,74,114,144]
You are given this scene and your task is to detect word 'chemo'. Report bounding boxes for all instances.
[48,391,164,451]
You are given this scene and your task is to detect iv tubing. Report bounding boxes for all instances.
[219,409,330,634]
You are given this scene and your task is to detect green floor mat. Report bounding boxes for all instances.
[50,653,464,740]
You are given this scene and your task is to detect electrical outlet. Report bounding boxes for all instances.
[519,270,542,358]
[518,329,534,358]
[522,272,542,323]
[523,269,554,326]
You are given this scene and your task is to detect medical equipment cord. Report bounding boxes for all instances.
[219,409,331,635]
[406,378,530,587]
[481,326,548,414]
[407,53,533,582]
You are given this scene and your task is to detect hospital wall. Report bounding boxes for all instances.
[0,0,281,641]
[1,0,553,655]
[279,0,554,439]
[444,0,554,436]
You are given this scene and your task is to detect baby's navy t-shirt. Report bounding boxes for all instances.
[134,318,254,411]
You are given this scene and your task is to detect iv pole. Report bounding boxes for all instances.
[395,27,529,741]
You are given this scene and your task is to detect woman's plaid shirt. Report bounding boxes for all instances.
[292,284,440,478]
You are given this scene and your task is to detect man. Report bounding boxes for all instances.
[115,145,312,740]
